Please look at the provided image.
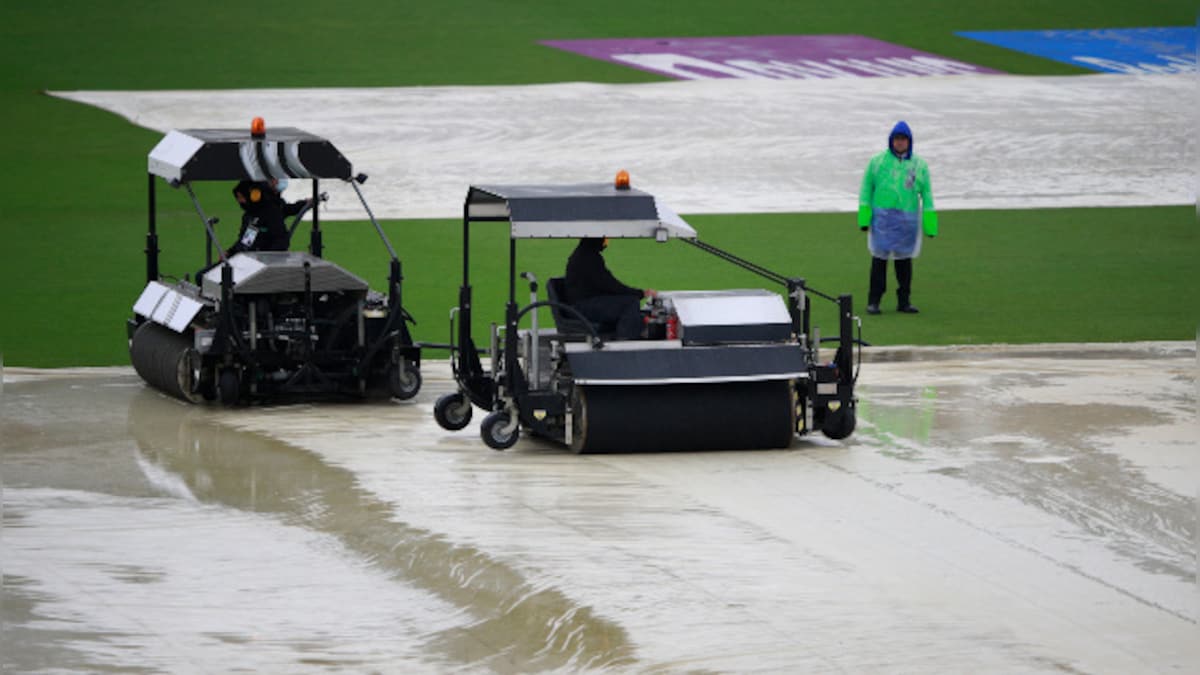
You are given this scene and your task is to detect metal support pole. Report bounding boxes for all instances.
[184,184,224,262]
[389,258,403,312]
[802,280,812,350]
[310,179,323,258]
[219,262,235,354]
[521,272,539,390]
[837,294,854,386]
[462,203,471,286]
[146,173,160,283]
[457,202,475,379]
[786,277,812,357]
[503,238,519,396]
[508,238,517,305]
[349,179,395,260]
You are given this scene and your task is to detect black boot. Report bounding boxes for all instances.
[894,258,916,313]
[868,257,887,314]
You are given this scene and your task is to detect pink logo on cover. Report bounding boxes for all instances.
[541,35,1001,79]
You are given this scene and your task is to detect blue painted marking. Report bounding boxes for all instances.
[956,27,1195,73]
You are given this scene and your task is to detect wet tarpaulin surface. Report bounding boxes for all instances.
[2,343,1196,672]
[52,73,1192,219]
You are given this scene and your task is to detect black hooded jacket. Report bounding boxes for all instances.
[229,180,306,254]
[564,237,642,302]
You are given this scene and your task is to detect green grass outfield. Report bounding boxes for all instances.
[1,2,1195,366]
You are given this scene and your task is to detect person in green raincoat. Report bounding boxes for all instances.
[858,120,938,315]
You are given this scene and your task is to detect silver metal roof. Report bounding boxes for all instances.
[148,128,353,184]
[465,183,697,240]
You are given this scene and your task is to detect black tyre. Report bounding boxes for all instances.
[217,369,241,407]
[820,405,856,440]
[568,386,589,454]
[480,411,519,450]
[199,364,218,402]
[389,361,422,400]
[434,392,473,431]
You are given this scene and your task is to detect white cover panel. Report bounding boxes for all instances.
[135,281,203,333]
[147,130,204,183]
[201,253,267,288]
[664,289,790,327]
[133,281,170,319]
[152,292,204,332]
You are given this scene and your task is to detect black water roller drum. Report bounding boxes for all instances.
[570,380,795,453]
[130,322,202,403]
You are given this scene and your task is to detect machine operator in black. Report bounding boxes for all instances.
[228,177,311,255]
[563,237,656,340]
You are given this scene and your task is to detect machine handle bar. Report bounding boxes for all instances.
[682,238,840,304]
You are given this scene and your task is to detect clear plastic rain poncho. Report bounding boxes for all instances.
[857,121,938,260]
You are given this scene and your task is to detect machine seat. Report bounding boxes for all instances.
[546,277,607,338]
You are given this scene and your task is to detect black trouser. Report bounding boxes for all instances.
[574,294,643,339]
[869,256,913,308]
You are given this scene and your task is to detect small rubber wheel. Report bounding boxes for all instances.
[434,392,473,431]
[217,369,241,407]
[389,361,422,400]
[199,366,218,402]
[480,411,519,450]
[568,386,589,454]
[820,405,856,440]
[177,348,205,404]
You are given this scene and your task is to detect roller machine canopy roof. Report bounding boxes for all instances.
[465,183,698,240]
[148,127,353,184]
